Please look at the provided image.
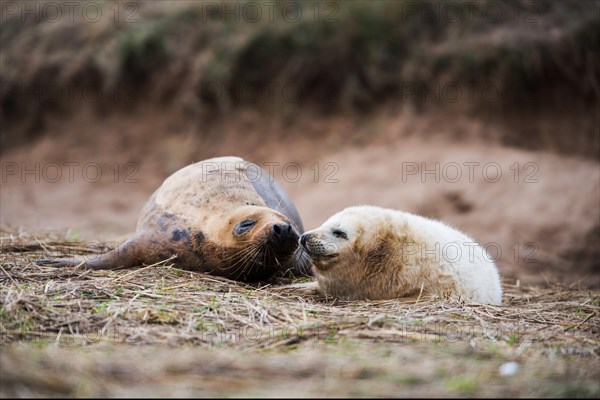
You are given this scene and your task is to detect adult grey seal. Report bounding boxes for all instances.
[39,156,312,281]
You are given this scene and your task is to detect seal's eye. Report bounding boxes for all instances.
[234,220,256,235]
[332,229,348,240]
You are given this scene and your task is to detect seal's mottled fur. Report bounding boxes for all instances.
[39,157,312,281]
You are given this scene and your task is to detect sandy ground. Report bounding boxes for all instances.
[1,108,598,287]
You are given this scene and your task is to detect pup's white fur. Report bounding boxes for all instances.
[301,205,502,305]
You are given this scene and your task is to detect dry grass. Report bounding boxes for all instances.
[1,229,599,397]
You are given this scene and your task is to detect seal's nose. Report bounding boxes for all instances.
[272,223,292,236]
[300,233,309,247]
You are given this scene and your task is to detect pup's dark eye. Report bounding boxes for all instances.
[234,220,256,235]
[332,229,348,239]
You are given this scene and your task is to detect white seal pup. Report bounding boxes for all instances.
[300,205,502,304]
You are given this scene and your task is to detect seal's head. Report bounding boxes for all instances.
[298,206,408,300]
[208,205,300,281]
[299,206,397,274]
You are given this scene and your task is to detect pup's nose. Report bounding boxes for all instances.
[300,233,310,247]
[272,223,292,236]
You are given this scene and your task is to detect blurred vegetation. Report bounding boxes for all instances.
[1,0,598,155]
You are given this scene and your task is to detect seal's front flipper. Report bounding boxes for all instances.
[35,257,122,270]
[36,258,88,268]
[35,235,146,270]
